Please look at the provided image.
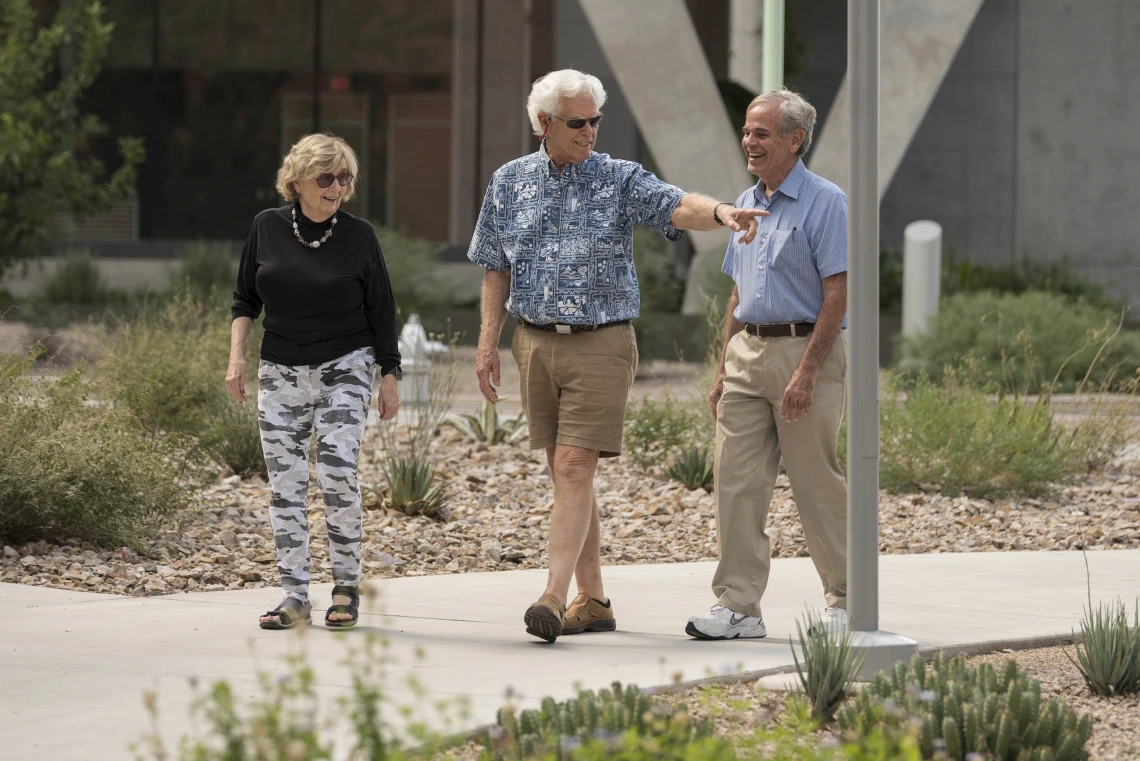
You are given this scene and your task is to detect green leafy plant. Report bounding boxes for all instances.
[1066,600,1140,697]
[792,610,866,722]
[483,681,711,761]
[199,398,266,479]
[624,395,712,472]
[444,400,528,445]
[0,0,145,278]
[837,653,1093,761]
[0,346,189,547]
[663,445,714,492]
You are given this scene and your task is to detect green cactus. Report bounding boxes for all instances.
[944,717,963,761]
[920,717,935,758]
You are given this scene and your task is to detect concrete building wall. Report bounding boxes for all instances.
[1016,0,1140,308]
[880,0,1017,265]
[553,0,641,162]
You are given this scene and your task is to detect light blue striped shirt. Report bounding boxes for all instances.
[722,158,848,325]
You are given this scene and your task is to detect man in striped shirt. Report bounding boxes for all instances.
[686,89,850,641]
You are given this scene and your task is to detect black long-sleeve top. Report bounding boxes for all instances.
[231,202,402,376]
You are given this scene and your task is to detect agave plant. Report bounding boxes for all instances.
[443,400,528,445]
[792,609,865,722]
[663,446,714,492]
[1066,599,1140,697]
[380,454,448,520]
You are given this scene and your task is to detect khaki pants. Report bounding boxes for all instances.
[712,330,848,617]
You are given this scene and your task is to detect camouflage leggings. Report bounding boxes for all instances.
[258,347,375,603]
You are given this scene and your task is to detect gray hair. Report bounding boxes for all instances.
[748,89,817,156]
[526,69,607,137]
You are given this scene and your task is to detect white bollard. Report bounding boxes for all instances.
[398,314,430,409]
[902,220,943,338]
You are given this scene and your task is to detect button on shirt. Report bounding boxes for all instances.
[467,141,686,325]
[723,159,848,325]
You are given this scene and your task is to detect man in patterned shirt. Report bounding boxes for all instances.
[468,68,766,643]
[686,89,850,641]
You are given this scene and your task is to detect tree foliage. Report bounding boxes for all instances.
[0,0,144,275]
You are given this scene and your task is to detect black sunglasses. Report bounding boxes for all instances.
[550,113,604,129]
[314,171,354,188]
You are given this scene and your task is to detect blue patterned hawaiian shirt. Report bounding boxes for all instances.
[467,142,687,325]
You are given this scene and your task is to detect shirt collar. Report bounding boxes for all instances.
[538,139,592,180]
[752,157,806,204]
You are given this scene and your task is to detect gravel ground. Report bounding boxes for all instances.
[2,425,1139,596]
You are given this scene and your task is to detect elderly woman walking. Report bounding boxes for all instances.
[227,133,402,630]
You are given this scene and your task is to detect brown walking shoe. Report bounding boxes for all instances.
[563,593,617,635]
[524,593,565,643]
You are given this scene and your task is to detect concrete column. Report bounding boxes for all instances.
[810,0,985,199]
[729,0,763,93]
[902,220,942,338]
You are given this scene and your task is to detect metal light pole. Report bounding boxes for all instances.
[847,0,918,678]
[762,0,785,92]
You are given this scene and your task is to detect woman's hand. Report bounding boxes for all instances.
[226,358,247,402]
[378,374,400,421]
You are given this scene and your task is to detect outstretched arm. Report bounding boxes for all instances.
[670,193,768,243]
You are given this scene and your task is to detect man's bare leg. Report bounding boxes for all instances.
[541,443,599,605]
[546,446,605,601]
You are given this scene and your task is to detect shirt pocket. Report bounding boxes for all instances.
[770,229,808,271]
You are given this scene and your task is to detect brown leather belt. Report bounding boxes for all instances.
[518,318,631,335]
[744,321,815,338]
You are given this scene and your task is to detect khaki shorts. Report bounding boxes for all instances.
[511,322,638,457]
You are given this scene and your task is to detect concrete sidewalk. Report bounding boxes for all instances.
[2,550,1137,761]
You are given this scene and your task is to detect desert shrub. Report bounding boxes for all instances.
[632,226,684,314]
[199,397,266,479]
[374,225,449,315]
[878,249,1119,316]
[624,394,712,472]
[169,242,238,303]
[878,373,1080,498]
[38,250,106,304]
[99,294,239,438]
[0,349,189,547]
[897,291,1140,393]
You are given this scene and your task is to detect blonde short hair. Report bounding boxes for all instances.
[276,133,360,202]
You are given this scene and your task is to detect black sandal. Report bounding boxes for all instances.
[325,585,360,629]
[259,598,312,630]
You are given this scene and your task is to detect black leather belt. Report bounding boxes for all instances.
[744,321,815,338]
[518,318,631,335]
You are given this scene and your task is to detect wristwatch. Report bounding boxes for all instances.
[713,202,733,226]
[381,366,402,381]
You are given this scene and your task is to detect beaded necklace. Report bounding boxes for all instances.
[292,205,337,249]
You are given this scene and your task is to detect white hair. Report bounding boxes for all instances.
[748,89,817,156]
[526,69,607,137]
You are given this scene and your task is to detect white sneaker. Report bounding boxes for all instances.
[808,606,848,635]
[685,604,767,640]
